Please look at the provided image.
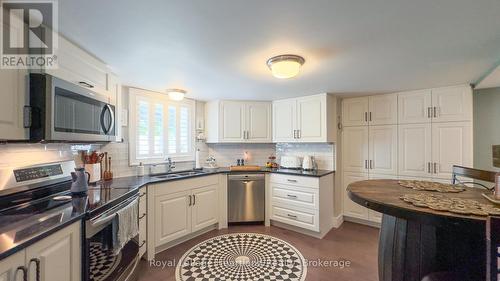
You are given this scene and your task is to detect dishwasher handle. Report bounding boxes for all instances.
[228,174,265,181]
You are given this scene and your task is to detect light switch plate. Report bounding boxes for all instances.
[121,109,128,126]
[493,145,500,168]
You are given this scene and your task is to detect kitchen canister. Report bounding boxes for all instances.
[84,163,101,183]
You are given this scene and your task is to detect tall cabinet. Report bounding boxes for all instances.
[341,85,473,224]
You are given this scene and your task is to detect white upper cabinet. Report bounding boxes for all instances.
[220,101,246,142]
[272,94,337,143]
[296,95,326,142]
[342,126,369,173]
[0,68,28,140]
[272,99,297,142]
[431,85,473,122]
[398,90,432,124]
[206,100,272,143]
[431,122,472,179]
[342,97,368,126]
[368,94,398,125]
[397,85,472,124]
[398,123,432,178]
[246,102,272,142]
[368,125,398,175]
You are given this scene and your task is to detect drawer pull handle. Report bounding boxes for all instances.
[287,179,297,183]
[287,214,298,219]
[139,240,146,248]
[139,213,146,220]
[287,194,298,199]
[78,81,94,88]
[139,192,146,198]
[15,266,28,281]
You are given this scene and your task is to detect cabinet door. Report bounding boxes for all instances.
[369,125,398,175]
[368,174,398,223]
[342,97,368,127]
[296,95,325,142]
[0,68,27,140]
[431,85,472,122]
[246,102,272,142]
[432,122,472,179]
[368,94,398,125]
[272,99,296,142]
[398,124,432,178]
[342,126,369,173]
[154,190,192,246]
[343,172,369,219]
[220,101,245,142]
[191,185,219,232]
[25,222,81,281]
[0,250,24,281]
[398,90,432,124]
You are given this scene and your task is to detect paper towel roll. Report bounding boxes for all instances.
[195,149,201,169]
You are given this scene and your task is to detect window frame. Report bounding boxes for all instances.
[129,88,196,165]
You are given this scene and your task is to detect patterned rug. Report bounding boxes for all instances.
[89,242,122,281]
[175,233,307,281]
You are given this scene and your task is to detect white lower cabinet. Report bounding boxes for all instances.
[269,174,334,237]
[138,187,147,258]
[148,176,219,256]
[0,222,81,281]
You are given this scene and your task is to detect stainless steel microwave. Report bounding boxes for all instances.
[28,73,115,142]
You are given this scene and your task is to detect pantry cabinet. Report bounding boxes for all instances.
[0,222,81,281]
[342,94,397,127]
[342,126,369,173]
[398,123,432,178]
[206,101,272,143]
[148,176,220,259]
[398,89,432,124]
[342,172,369,219]
[272,93,337,143]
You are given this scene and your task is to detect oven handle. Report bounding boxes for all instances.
[90,194,138,227]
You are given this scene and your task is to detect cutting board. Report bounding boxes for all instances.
[229,165,261,171]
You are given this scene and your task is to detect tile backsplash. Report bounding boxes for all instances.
[206,143,276,167]
[275,143,336,170]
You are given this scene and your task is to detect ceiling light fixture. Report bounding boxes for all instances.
[166,88,186,101]
[266,54,305,79]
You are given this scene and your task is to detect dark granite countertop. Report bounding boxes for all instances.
[0,167,334,260]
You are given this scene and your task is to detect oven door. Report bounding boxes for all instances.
[85,195,139,281]
[43,75,115,142]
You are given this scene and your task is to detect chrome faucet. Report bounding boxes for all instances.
[166,157,176,172]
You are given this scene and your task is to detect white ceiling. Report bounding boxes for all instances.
[58,0,500,100]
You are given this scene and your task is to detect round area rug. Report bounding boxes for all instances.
[175,233,307,281]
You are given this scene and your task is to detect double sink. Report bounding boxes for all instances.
[153,170,209,180]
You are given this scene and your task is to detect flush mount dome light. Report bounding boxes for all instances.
[266,54,305,79]
[166,88,186,101]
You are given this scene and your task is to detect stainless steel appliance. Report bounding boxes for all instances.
[0,160,140,281]
[28,73,116,142]
[280,155,302,169]
[227,174,265,223]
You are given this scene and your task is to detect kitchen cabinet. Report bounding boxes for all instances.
[269,173,334,238]
[0,222,81,281]
[206,101,271,143]
[342,126,369,173]
[368,125,398,175]
[431,122,472,179]
[342,172,369,219]
[397,85,472,124]
[398,89,432,124]
[154,190,192,246]
[107,73,122,142]
[191,185,219,232]
[398,124,432,178]
[342,94,397,127]
[272,99,296,142]
[148,176,220,258]
[138,187,147,258]
[272,93,337,143]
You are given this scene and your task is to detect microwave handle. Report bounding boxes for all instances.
[100,104,115,134]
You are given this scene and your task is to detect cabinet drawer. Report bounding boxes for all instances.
[139,188,147,215]
[271,205,319,232]
[139,217,147,258]
[271,184,318,210]
[269,174,319,188]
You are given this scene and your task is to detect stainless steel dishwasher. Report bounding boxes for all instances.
[228,174,265,224]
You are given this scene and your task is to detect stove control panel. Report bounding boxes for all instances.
[14,164,63,182]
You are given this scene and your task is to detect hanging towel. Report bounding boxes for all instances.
[112,198,139,255]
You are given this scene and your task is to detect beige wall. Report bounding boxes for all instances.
[473,87,500,172]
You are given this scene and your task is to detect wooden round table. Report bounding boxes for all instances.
[348,179,488,281]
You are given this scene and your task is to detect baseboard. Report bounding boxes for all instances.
[270,220,326,239]
[344,216,381,228]
[332,215,344,228]
[153,224,218,257]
